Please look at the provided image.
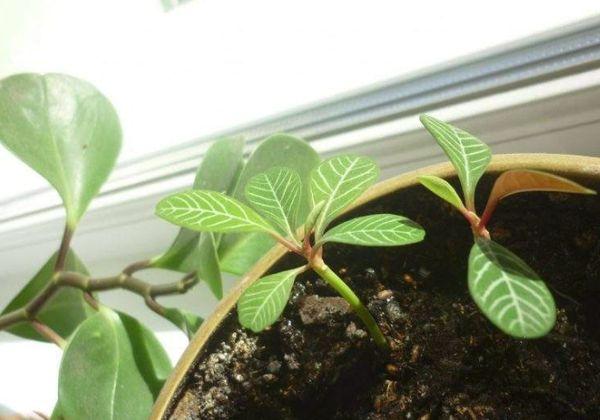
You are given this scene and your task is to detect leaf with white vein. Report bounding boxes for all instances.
[418,175,466,212]
[310,155,378,239]
[318,214,425,247]
[156,190,275,234]
[420,115,491,209]
[245,167,301,239]
[238,267,305,332]
[468,239,556,338]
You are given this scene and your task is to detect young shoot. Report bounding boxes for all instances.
[156,155,426,349]
[418,115,596,339]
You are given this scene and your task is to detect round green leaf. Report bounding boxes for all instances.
[319,214,425,247]
[238,267,304,332]
[58,308,172,419]
[0,73,122,227]
[468,239,556,338]
[1,249,93,342]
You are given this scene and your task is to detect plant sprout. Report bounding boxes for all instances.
[418,115,596,339]
[157,155,426,349]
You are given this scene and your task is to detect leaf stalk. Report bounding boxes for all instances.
[311,257,388,350]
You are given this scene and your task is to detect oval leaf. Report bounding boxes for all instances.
[163,308,203,339]
[238,267,304,332]
[218,134,320,274]
[153,137,245,275]
[2,249,93,342]
[420,115,490,209]
[319,214,425,247]
[418,175,465,211]
[482,169,596,222]
[468,239,556,338]
[156,190,274,234]
[231,133,320,220]
[219,232,275,275]
[245,167,302,239]
[58,308,171,419]
[0,73,122,227]
[310,155,379,238]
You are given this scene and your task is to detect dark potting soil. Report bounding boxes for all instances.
[168,173,600,419]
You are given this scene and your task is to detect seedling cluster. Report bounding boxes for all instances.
[418,115,595,338]
[157,155,426,349]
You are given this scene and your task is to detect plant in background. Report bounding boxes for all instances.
[0,72,319,419]
[157,155,426,349]
[418,115,595,338]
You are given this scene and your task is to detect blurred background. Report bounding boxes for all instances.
[1,0,600,414]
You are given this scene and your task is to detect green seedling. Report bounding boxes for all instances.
[419,114,595,338]
[157,155,426,349]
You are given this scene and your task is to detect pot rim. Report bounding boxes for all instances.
[151,153,600,418]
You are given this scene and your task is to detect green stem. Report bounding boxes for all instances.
[312,259,388,350]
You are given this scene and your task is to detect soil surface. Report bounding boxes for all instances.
[168,173,600,419]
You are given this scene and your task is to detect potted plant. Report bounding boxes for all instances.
[3,72,600,419]
[152,122,600,418]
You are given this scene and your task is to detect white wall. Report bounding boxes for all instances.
[1,0,599,200]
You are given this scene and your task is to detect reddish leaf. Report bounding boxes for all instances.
[480,169,595,227]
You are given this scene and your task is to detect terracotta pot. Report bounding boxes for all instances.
[151,153,600,419]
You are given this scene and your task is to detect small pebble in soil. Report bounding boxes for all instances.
[385,299,407,323]
[410,345,421,363]
[345,321,367,340]
[266,360,282,374]
[261,373,277,384]
[278,319,305,351]
[385,363,399,376]
[299,295,350,325]
[376,289,394,300]
[284,353,300,370]
[364,267,377,281]
[403,273,417,288]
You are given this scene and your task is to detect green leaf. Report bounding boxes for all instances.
[238,267,304,332]
[196,233,223,299]
[468,239,556,338]
[418,175,466,211]
[310,155,379,238]
[58,308,172,419]
[231,133,320,220]
[153,137,245,273]
[245,167,302,239]
[50,404,64,420]
[420,115,491,209]
[1,250,93,342]
[303,200,325,235]
[156,190,275,234]
[163,308,203,339]
[319,214,425,247]
[117,312,172,397]
[219,232,275,275]
[218,134,320,273]
[0,73,122,227]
